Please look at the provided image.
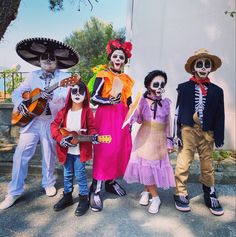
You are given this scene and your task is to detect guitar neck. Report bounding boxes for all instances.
[75,135,93,142]
[60,128,111,144]
[31,82,60,103]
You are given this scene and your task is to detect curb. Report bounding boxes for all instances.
[0,162,235,185]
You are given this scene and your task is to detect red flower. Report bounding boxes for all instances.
[121,42,132,58]
[106,39,132,58]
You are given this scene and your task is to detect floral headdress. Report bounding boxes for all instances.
[106,39,132,59]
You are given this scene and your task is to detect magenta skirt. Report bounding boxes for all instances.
[93,103,132,180]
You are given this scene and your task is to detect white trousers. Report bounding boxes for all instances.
[8,116,56,196]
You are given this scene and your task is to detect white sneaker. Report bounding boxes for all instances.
[139,191,150,206]
[0,195,21,210]
[148,196,161,214]
[45,186,57,197]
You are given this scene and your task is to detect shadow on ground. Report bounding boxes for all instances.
[0,172,235,237]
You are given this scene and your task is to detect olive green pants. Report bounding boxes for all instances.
[175,124,215,196]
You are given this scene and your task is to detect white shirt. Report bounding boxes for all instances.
[66,108,82,155]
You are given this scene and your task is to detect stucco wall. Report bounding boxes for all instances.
[125,0,236,150]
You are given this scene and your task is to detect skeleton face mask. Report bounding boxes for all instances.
[193,58,212,78]
[110,50,126,71]
[40,53,57,72]
[149,76,166,97]
[71,85,85,104]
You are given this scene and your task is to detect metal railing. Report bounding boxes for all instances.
[0,71,76,102]
[0,72,27,101]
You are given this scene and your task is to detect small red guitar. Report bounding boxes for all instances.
[60,128,112,145]
[11,75,79,126]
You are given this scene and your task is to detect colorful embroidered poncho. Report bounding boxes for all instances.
[96,70,134,106]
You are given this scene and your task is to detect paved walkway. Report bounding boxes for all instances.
[0,144,235,237]
[0,173,235,237]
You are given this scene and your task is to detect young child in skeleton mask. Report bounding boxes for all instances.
[173,49,224,216]
[124,70,176,214]
[50,79,98,216]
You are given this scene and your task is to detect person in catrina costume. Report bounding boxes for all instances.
[173,48,225,216]
[89,38,134,211]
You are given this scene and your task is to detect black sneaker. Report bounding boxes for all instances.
[75,195,89,216]
[202,185,224,216]
[105,180,126,196]
[174,195,191,212]
[89,192,103,212]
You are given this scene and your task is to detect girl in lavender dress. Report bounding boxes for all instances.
[124,70,176,214]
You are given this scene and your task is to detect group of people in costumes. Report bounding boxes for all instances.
[0,37,225,217]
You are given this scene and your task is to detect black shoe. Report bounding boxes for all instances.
[105,180,126,196]
[53,192,73,212]
[90,179,103,193]
[202,185,224,216]
[89,191,103,212]
[75,195,89,216]
[174,195,191,212]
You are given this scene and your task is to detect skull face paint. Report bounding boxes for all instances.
[194,58,212,78]
[149,76,166,96]
[71,85,85,104]
[40,53,57,72]
[110,50,126,71]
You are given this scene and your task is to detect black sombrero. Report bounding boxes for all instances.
[16,37,80,69]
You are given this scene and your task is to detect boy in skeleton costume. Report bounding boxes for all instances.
[0,38,79,210]
[89,39,134,211]
[173,49,224,216]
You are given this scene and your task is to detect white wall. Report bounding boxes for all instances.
[125,0,236,150]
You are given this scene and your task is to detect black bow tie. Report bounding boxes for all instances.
[146,95,162,119]
[40,72,55,80]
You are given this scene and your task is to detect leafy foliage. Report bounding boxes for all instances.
[212,149,234,171]
[225,11,236,17]
[0,68,25,102]
[49,0,64,11]
[49,0,98,11]
[64,16,125,84]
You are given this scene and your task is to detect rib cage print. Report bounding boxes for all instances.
[195,84,207,125]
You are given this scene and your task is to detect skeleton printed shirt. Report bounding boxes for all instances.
[194,84,207,126]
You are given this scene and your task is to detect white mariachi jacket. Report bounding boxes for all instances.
[12,69,70,133]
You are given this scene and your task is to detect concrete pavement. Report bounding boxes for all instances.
[0,172,235,237]
[0,144,235,237]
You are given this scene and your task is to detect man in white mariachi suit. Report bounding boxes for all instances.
[0,38,80,210]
